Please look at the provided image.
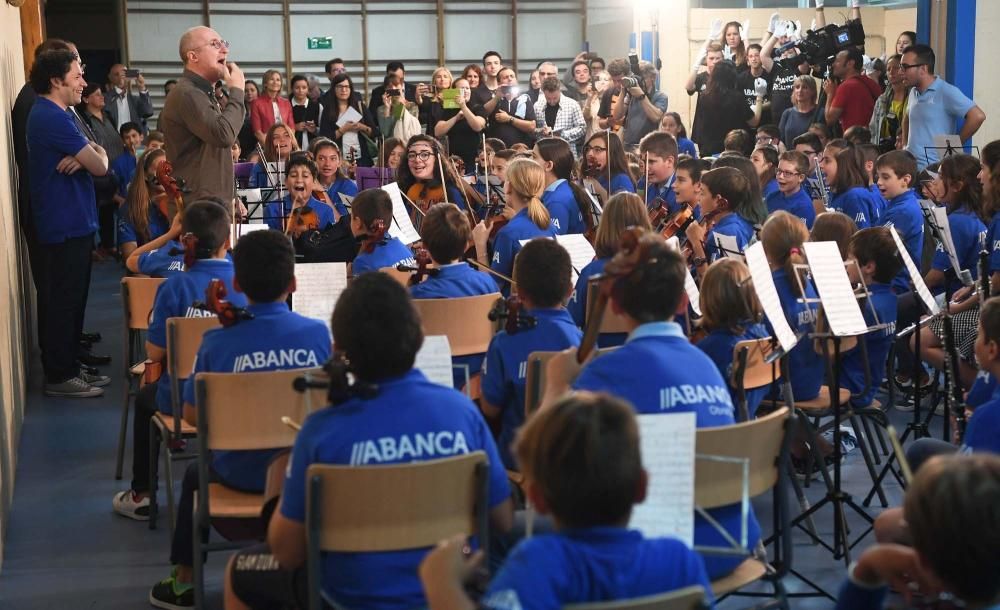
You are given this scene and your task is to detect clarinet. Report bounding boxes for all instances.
[814,165,831,210]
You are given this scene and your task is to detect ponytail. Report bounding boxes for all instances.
[505,157,551,230]
[526,196,552,230]
[761,210,810,297]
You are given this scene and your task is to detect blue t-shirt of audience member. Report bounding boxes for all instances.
[931,206,987,295]
[542,179,586,235]
[697,323,771,420]
[280,369,510,610]
[841,283,897,407]
[352,236,416,276]
[181,302,331,491]
[766,188,816,229]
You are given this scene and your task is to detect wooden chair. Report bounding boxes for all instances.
[116,276,165,479]
[379,265,414,287]
[694,407,791,605]
[191,367,323,608]
[586,281,630,334]
[305,452,490,610]
[564,586,709,610]
[148,316,220,532]
[729,336,781,423]
[523,347,622,417]
[413,293,501,395]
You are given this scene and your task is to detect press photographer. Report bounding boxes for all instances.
[611,59,667,150]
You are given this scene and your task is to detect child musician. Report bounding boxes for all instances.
[767,151,816,228]
[540,232,759,580]
[686,166,757,280]
[697,258,770,419]
[125,206,185,278]
[350,188,416,275]
[672,157,708,220]
[472,158,558,295]
[145,230,332,610]
[112,200,245,522]
[264,155,338,232]
[419,392,712,608]
[224,272,513,610]
[582,130,636,196]
[396,134,469,213]
[638,131,679,214]
[751,145,780,199]
[820,142,882,229]
[874,151,923,291]
[118,147,170,259]
[309,137,358,210]
[534,137,590,235]
[480,239,582,469]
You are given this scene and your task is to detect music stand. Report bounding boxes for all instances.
[356,166,395,191]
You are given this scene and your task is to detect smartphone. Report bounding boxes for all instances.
[388,89,402,97]
[125,68,141,78]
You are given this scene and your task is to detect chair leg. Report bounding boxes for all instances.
[115,380,132,480]
[164,441,176,539]
[148,419,160,530]
[193,502,205,610]
[787,461,818,540]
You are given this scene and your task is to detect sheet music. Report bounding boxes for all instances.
[338,193,354,209]
[630,412,696,546]
[236,188,262,203]
[802,241,868,336]
[714,233,745,262]
[229,223,269,247]
[745,242,798,352]
[291,262,348,333]
[555,234,595,286]
[414,335,453,388]
[889,226,940,314]
[664,237,702,317]
[380,182,422,245]
[933,134,963,153]
[334,106,362,128]
[919,199,964,278]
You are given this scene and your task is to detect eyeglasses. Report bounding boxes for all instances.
[900,62,926,71]
[194,39,230,52]
[334,84,351,90]
[584,146,607,154]
[755,136,776,143]
[776,169,802,178]
[407,151,434,161]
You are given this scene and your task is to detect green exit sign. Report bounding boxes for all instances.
[307,37,332,50]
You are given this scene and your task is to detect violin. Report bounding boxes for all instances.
[488,295,537,335]
[397,248,438,286]
[577,227,655,363]
[154,160,185,223]
[682,208,723,264]
[288,206,322,238]
[199,278,254,328]
[406,182,447,216]
[360,218,387,254]
[659,204,697,240]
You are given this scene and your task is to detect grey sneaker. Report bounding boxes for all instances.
[79,370,111,387]
[44,376,103,398]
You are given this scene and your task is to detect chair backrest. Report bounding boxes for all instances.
[413,294,501,356]
[166,316,221,383]
[122,276,166,331]
[586,281,630,334]
[195,368,323,451]
[731,337,780,391]
[564,586,708,610]
[379,266,414,287]
[306,451,488,552]
[524,350,559,416]
[694,407,789,509]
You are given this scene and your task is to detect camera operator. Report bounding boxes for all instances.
[611,60,667,151]
[483,67,536,148]
[823,47,880,134]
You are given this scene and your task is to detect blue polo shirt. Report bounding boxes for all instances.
[352,236,415,275]
[181,302,331,491]
[597,172,636,195]
[831,187,881,228]
[962,396,1000,455]
[280,369,510,610]
[768,269,823,402]
[697,323,771,419]
[931,206,987,294]
[967,371,999,408]
[326,176,358,213]
[111,151,137,199]
[147,258,247,412]
[677,137,697,158]
[27,98,99,244]
[481,308,582,468]
[762,178,779,200]
[841,283,897,407]
[987,213,1000,274]
[642,175,685,218]
[868,184,886,216]
[117,203,170,246]
[410,262,500,390]
[483,528,712,610]
[572,321,760,579]
[542,179,585,235]
[568,258,627,349]
[905,77,976,170]
[766,188,816,228]
[491,209,558,295]
[264,195,337,231]
[137,241,186,277]
[879,189,925,293]
[706,213,755,262]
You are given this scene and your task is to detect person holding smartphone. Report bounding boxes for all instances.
[104,63,153,134]
[432,77,487,171]
[483,67,536,148]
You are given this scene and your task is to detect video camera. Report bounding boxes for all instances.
[774,19,865,70]
[623,51,661,95]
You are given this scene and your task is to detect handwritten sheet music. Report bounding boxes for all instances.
[714,233,745,262]
[919,199,964,278]
[380,182,422,245]
[414,335,453,388]
[229,223,269,247]
[745,242,798,352]
[291,262,348,333]
[803,241,868,336]
[890,226,940,315]
[555,234,596,285]
[664,237,702,317]
[630,412,696,546]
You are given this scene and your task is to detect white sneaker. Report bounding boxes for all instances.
[44,376,103,398]
[79,370,111,387]
[112,490,150,521]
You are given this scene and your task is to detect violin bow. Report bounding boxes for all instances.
[643,150,650,204]
[607,131,612,196]
[399,190,429,217]
[437,149,450,205]
[466,258,516,287]
[483,133,490,213]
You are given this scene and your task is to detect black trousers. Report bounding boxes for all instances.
[37,233,93,383]
[131,383,159,493]
[98,201,116,250]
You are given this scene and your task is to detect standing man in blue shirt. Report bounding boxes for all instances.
[27,49,112,397]
[899,44,986,170]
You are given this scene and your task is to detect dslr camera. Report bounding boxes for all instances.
[775,19,865,70]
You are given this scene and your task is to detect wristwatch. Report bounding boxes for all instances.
[692,256,707,267]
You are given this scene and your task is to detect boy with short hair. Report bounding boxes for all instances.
[843,228,903,407]
[224,272,513,610]
[111,121,144,205]
[147,229,333,610]
[875,150,924,293]
[146,130,165,150]
[112,200,244,521]
[420,392,712,608]
[491,149,516,184]
[481,238,582,469]
[638,131,679,214]
[264,155,339,233]
[350,188,416,274]
[767,150,816,228]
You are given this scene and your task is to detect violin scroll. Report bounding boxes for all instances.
[488,295,537,335]
[201,278,255,327]
[360,218,388,254]
[397,248,438,286]
[154,160,185,222]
